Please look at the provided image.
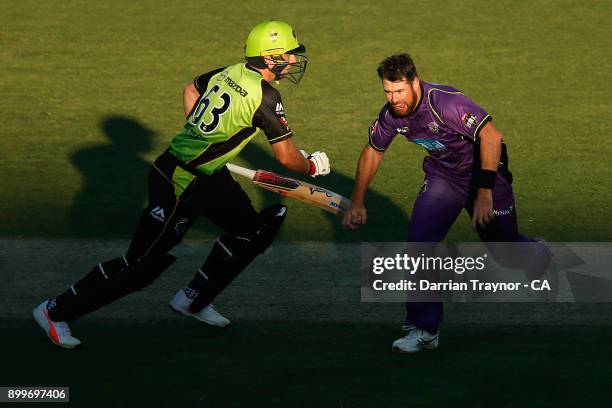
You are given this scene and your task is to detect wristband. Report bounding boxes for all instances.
[478,170,497,189]
[308,159,316,176]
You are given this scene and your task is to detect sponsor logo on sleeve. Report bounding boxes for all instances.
[275,102,285,115]
[279,116,290,130]
[461,112,478,128]
[274,102,290,130]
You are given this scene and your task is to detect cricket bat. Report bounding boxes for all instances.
[226,163,351,215]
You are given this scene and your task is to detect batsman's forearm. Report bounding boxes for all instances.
[271,138,311,175]
[278,149,310,174]
[285,158,311,175]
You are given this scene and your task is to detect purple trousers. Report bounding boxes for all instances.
[405,163,541,332]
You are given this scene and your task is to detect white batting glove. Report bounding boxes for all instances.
[300,150,330,177]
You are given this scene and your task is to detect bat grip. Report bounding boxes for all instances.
[226,163,256,179]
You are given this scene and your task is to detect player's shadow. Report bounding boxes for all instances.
[68,116,154,237]
[235,142,411,242]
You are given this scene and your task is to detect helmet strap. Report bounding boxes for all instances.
[246,56,267,69]
[269,55,289,74]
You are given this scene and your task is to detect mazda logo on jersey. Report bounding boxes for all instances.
[222,75,248,97]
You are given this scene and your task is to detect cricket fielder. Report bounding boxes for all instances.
[342,54,549,353]
[33,20,331,348]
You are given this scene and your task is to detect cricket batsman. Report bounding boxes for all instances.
[33,20,331,348]
[342,54,549,353]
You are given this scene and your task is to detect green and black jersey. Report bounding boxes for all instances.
[168,63,293,175]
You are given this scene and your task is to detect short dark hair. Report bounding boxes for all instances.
[377,54,418,81]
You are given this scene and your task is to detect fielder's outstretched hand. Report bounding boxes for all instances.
[301,150,330,177]
[342,201,367,230]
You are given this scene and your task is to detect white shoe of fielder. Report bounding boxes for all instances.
[169,289,230,328]
[32,300,81,349]
[392,328,439,353]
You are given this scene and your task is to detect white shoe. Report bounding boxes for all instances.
[169,289,230,328]
[392,328,439,353]
[32,300,81,349]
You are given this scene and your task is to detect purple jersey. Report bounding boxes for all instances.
[369,81,492,178]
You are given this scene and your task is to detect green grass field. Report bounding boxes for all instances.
[2,0,611,406]
[2,0,611,241]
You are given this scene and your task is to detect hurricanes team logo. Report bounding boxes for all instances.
[428,121,440,134]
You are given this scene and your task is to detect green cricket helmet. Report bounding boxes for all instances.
[245,20,308,84]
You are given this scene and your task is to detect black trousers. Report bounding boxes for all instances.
[47,151,260,322]
[126,151,259,262]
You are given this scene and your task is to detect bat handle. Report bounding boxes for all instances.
[226,163,256,179]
